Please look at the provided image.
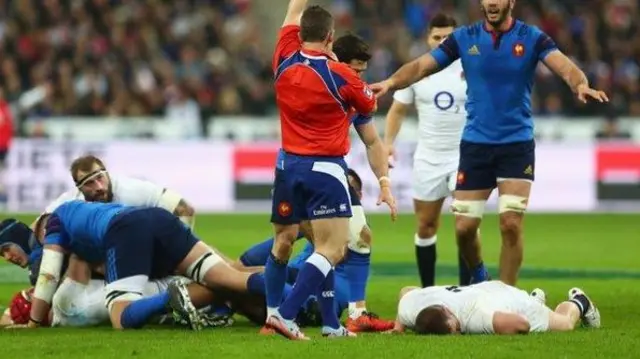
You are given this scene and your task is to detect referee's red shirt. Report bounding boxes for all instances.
[272,25,376,157]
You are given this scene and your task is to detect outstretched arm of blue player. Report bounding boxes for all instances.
[370,34,458,98]
[542,51,609,103]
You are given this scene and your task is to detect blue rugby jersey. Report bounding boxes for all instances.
[430,20,558,144]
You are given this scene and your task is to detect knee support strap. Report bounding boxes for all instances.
[186,251,223,284]
[498,194,528,214]
[450,199,486,218]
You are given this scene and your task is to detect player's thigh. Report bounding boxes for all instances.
[456,141,497,191]
[495,140,534,213]
[148,207,200,277]
[412,158,453,203]
[271,168,306,225]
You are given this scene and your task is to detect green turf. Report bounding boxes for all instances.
[0,213,638,358]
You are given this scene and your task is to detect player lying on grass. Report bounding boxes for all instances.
[391,281,600,335]
[24,200,271,330]
[240,167,393,332]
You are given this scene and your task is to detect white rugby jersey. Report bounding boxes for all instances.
[393,59,467,162]
[397,281,525,334]
[43,175,166,214]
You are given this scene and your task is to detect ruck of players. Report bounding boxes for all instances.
[0,0,606,340]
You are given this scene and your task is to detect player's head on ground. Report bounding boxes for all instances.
[300,5,334,50]
[333,33,371,77]
[347,168,363,199]
[426,13,457,49]
[70,155,113,202]
[0,218,35,268]
[414,305,461,335]
[480,0,514,28]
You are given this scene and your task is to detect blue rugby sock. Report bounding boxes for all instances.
[316,268,340,329]
[120,292,170,329]
[240,232,305,267]
[278,253,331,321]
[265,253,288,311]
[470,262,489,284]
[344,249,370,304]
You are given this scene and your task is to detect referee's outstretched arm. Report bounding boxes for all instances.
[282,0,308,27]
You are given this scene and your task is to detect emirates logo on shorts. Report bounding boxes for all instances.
[278,201,292,217]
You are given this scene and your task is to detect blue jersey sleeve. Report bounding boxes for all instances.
[351,113,372,126]
[430,29,461,68]
[44,213,68,249]
[532,27,558,61]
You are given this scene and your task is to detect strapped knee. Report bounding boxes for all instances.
[186,251,224,284]
[498,195,528,214]
[451,200,486,218]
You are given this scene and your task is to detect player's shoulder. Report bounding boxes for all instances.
[513,20,546,40]
[454,21,484,39]
[328,61,359,79]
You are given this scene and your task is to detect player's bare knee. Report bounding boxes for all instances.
[499,213,523,242]
[273,224,298,259]
[455,218,480,243]
[417,220,438,239]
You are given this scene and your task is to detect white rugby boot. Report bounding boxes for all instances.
[167,279,202,331]
[568,287,601,328]
[321,325,357,338]
[530,288,546,305]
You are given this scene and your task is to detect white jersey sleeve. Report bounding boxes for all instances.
[392,86,415,105]
[110,176,166,208]
[43,189,84,214]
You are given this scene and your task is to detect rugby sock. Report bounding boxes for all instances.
[570,295,591,316]
[415,234,437,287]
[458,252,472,285]
[316,268,340,329]
[265,253,289,314]
[120,292,170,329]
[246,272,293,299]
[278,253,331,321]
[343,249,370,317]
[239,232,305,267]
[470,262,489,284]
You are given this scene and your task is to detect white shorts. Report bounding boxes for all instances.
[478,281,552,333]
[51,276,190,327]
[412,157,458,202]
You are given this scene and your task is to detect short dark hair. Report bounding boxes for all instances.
[70,155,106,182]
[300,5,333,42]
[429,13,457,30]
[414,306,453,335]
[333,33,371,63]
[347,168,363,192]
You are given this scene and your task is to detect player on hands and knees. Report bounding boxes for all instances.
[371,0,608,285]
[265,0,396,340]
[391,281,601,335]
[26,201,271,330]
[384,14,477,287]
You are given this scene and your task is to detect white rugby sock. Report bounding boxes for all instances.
[348,303,366,319]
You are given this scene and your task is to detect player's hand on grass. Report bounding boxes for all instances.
[576,84,609,104]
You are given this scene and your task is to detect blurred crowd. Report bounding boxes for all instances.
[0,0,639,136]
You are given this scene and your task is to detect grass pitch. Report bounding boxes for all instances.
[0,213,638,358]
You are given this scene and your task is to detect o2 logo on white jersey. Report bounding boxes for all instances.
[434,91,461,113]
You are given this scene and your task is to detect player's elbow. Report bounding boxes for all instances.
[492,312,530,335]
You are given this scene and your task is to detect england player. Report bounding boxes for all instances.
[392,281,601,335]
[265,0,396,340]
[371,0,608,285]
[26,201,269,330]
[384,14,480,287]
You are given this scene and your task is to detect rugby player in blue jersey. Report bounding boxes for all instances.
[372,0,608,285]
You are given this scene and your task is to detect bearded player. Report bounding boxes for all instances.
[392,281,600,335]
[372,0,608,285]
[384,14,482,287]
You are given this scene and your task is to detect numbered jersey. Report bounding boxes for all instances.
[397,281,529,334]
[393,60,466,163]
[42,175,165,215]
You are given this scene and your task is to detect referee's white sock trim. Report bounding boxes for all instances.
[307,253,332,277]
[415,234,437,247]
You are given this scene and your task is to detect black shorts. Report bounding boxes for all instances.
[103,207,198,283]
[456,140,535,191]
